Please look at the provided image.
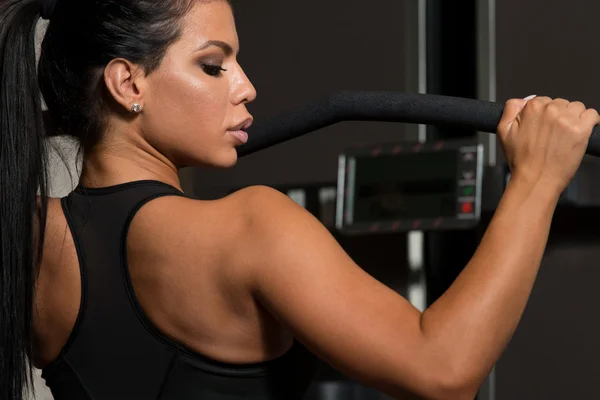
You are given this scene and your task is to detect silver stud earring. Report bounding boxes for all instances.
[131,103,143,113]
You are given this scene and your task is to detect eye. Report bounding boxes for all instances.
[201,63,227,77]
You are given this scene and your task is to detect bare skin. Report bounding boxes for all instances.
[32,1,600,399]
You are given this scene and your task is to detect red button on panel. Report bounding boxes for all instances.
[461,202,474,214]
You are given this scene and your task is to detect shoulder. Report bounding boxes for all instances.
[224,185,309,229]
[127,185,314,267]
[131,185,304,235]
[223,185,328,253]
[124,185,321,312]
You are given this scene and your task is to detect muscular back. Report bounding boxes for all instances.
[33,191,293,369]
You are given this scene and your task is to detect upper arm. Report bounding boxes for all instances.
[229,186,454,399]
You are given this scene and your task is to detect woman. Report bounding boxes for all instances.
[1,0,597,399]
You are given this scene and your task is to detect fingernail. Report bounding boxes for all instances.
[523,95,537,101]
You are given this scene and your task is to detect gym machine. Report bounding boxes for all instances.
[232,1,600,398]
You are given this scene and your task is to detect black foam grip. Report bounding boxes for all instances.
[239,91,600,157]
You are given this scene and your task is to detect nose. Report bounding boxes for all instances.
[231,65,257,105]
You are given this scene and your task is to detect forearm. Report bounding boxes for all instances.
[420,176,560,389]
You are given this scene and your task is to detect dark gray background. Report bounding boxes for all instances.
[496,1,600,398]
[185,1,600,398]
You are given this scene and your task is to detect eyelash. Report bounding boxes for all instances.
[201,63,227,77]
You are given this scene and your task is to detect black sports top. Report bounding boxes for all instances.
[41,180,321,399]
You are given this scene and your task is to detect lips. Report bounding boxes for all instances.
[227,118,253,145]
[230,118,253,132]
[227,129,249,144]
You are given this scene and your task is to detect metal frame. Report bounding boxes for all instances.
[405,0,498,397]
[404,0,428,312]
[404,0,428,144]
[476,0,497,398]
[477,0,499,168]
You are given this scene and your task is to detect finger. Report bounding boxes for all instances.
[498,97,532,139]
[520,95,552,119]
[580,108,600,130]
[526,96,553,108]
[551,98,570,108]
[568,101,587,116]
[522,95,553,112]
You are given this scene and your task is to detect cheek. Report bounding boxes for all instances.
[145,72,229,145]
[158,77,224,128]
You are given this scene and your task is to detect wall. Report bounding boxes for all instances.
[495,0,600,398]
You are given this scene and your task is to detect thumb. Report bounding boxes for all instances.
[498,95,536,140]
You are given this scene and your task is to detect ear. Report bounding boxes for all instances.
[104,58,146,113]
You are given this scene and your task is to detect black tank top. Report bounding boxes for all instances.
[41,180,321,399]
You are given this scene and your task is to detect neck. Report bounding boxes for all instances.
[80,137,182,192]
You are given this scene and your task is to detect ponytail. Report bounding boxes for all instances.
[0,1,50,399]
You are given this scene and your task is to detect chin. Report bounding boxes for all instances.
[218,157,238,169]
[219,148,240,168]
[204,149,239,169]
[180,147,239,169]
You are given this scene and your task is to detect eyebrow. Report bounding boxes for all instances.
[195,40,235,56]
